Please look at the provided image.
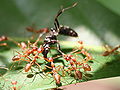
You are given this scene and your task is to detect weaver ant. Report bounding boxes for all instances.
[9,80,26,90]
[61,41,92,80]
[10,80,18,90]
[0,36,8,42]
[0,35,19,49]
[0,36,8,47]
[24,55,40,72]
[44,57,61,85]
[42,3,78,59]
[26,24,50,41]
[0,74,25,90]
[12,40,43,69]
[102,45,120,56]
[12,44,45,72]
[0,35,27,49]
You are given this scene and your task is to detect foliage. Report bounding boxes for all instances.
[0,39,120,90]
[0,0,120,90]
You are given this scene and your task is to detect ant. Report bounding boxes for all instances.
[64,55,91,80]
[9,80,26,90]
[0,36,8,42]
[10,80,18,90]
[61,43,92,80]
[42,3,78,59]
[0,35,27,48]
[102,45,120,56]
[26,25,49,34]
[0,74,25,90]
[0,36,8,47]
[12,45,44,72]
[24,55,40,72]
[26,25,49,40]
[44,57,61,85]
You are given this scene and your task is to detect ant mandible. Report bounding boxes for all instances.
[42,3,78,58]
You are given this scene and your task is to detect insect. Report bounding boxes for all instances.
[24,59,37,72]
[0,36,8,47]
[26,26,49,34]
[61,43,92,80]
[12,45,44,72]
[0,43,8,47]
[0,36,8,42]
[0,35,25,48]
[102,45,120,56]
[26,25,50,41]
[0,75,25,90]
[10,79,26,90]
[24,53,44,72]
[45,57,61,85]
[11,80,17,90]
[11,40,43,69]
[82,63,91,71]
[74,70,82,80]
[42,3,78,59]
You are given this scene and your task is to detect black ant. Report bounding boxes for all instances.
[42,3,78,58]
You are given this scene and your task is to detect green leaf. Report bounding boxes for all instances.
[0,41,120,90]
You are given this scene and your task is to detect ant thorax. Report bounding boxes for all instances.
[44,35,57,44]
[50,28,59,36]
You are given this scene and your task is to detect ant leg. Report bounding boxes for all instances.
[33,31,47,46]
[111,45,120,53]
[56,43,64,55]
[34,62,43,73]
[0,66,9,70]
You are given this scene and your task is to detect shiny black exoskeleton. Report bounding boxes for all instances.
[42,3,78,58]
[59,25,78,37]
[42,29,59,58]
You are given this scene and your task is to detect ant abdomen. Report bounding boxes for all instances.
[59,26,78,37]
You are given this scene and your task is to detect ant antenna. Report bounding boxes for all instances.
[54,2,78,32]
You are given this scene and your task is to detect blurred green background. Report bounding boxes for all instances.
[0,0,120,46]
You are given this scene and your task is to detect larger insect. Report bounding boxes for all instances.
[42,3,78,58]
